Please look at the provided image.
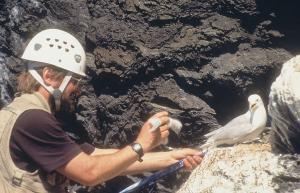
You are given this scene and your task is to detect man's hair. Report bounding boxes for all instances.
[17,63,67,94]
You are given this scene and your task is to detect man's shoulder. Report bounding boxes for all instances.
[21,109,55,121]
[15,109,61,132]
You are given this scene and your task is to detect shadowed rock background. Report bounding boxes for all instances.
[0,0,300,192]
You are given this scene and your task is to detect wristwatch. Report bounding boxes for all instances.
[131,143,144,162]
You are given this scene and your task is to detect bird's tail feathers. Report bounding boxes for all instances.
[199,141,213,150]
[204,131,215,138]
[204,128,221,138]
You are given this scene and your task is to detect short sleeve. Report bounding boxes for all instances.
[10,109,83,173]
[79,142,95,155]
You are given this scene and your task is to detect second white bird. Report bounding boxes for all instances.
[200,94,267,149]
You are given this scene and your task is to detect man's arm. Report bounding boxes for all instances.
[57,146,140,186]
[91,148,175,175]
[57,112,202,186]
[91,148,202,175]
[57,111,170,186]
[58,147,202,186]
[120,150,197,175]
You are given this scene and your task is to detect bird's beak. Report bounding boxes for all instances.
[249,103,256,110]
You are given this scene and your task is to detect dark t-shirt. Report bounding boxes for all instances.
[9,109,95,173]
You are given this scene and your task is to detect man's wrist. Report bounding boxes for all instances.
[130,142,144,162]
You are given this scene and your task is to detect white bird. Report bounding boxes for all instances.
[200,94,267,149]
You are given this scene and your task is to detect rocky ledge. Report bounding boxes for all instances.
[177,143,300,193]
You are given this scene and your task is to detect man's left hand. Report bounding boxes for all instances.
[170,148,204,170]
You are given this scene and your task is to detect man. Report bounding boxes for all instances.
[0,29,203,192]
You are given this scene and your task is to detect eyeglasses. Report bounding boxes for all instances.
[70,76,82,86]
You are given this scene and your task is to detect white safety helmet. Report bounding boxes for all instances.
[21,29,87,111]
[21,28,86,77]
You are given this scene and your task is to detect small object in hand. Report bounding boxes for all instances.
[149,118,162,132]
[149,117,183,146]
[168,118,183,135]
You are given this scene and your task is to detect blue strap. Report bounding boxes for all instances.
[119,160,184,193]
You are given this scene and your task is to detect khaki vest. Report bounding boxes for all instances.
[0,92,68,193]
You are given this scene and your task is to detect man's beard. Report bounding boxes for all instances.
[54,90,87,141]
[54,91,79,119]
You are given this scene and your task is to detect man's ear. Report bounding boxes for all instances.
[42,67,53,86]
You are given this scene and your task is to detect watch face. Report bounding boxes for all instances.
[133,143,141,151]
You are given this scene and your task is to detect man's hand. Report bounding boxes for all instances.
[170,148,204,170]
[135,111,170,153]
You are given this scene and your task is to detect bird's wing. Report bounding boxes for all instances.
[204,111,250,138]
[211,121,253,142]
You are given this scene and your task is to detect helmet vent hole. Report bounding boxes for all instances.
[71,45,75,48]
[34,43,42,51]
[49,44,54,47]
[63,41,67,44]
[74,55,81,63]
[59,59,62,62]
[58,45,62,49]
[55,39,59,42]
[65,48,69,52]
[46,38,50,41]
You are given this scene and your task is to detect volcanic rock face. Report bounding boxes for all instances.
[0,0,299,192]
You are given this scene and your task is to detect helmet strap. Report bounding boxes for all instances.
[52,89,62,111]
[28,64,72,112]
[54,73,72,111]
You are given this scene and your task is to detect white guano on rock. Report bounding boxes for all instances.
[176,144,283,193]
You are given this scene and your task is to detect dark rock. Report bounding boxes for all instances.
[0,53,14,108]
[1,0,300,192]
